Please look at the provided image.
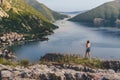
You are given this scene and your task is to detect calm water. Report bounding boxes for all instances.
[14,17,120,62]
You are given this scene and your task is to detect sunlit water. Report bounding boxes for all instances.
[14,17,120,62]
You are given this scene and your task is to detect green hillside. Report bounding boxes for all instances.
[69,0,120,26]
[25,0,68,22]
[0,0,57,40]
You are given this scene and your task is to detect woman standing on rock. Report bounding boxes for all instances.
[85,40,91,59]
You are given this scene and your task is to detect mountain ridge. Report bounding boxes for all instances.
[0,0,57,41]
[69,0,120,26]
[25,0,68,22]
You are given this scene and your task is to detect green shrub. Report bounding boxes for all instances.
[20,59,29,67]
[40,53,103,68]
[0,58,15,66]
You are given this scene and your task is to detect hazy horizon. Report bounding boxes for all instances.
[37,0,113,12]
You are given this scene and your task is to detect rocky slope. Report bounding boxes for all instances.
[0,7,9,17]
[0,63,120,80]
[0,54,120,80]
[25,0,68,22]
[69,0,120,27]
[0,0,58,42]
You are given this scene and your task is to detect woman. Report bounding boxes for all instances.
[85,40,91,59]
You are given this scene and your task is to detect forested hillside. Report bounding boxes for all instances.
[25,0,68,22]
[70,0,120,26]
[0,0,57,40]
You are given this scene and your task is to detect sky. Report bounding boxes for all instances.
[37,0,113,12]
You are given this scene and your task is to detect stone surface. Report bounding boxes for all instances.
[0,63,119,80]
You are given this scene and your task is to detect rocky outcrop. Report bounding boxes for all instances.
[115,19,120,27]
[0,7,9,18]
[93,18,105,26]
[0,64,120,80]
[0,32,25,46]
[103,60,120,72]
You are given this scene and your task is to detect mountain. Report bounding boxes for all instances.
[60,11,87,18]
[69,0,120,26]
[25,0,68,22]
[60,11,86,15]
[0,0,57,40]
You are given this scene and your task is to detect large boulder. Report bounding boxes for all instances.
[0,69,14,80]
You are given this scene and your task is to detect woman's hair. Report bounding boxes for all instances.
[87,40,90,43]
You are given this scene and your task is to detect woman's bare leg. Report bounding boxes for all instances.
[88,52,91,59]
[85,51,87,58]
[85,53,87,58]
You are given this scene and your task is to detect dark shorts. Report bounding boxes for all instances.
[86,48,90,52]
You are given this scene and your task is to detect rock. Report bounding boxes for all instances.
[70,65,84,71]
[0,69,14,80]
[48,73,61,80]
[102,74,120,80]
[39,73,48,80]
[81,73,88,80]
[93,18,104,26]
[75,73,82,80]
[20,71,28,78]
[0,64,8,70]
[84,66,96,73]
[0,7,9,18]
[64,73,75,80]
[0,63,119,80]
[108,69,115,74]
[0,32,25,46]
[54,72,66,80]
[103,61,120,71]
[115,19,120,27]
[62,64,96,73]
[14,71,21,78]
